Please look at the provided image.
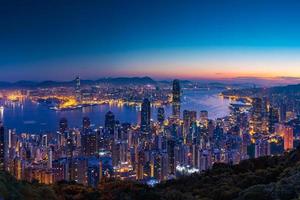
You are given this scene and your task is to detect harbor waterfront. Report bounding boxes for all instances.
[1,89,231,134]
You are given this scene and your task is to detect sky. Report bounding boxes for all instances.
[1,0,300,82]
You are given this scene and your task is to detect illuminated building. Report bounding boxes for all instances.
[167,139,175,175]
[105,111,115,134]
[52,158,68,182]
[254,138,270,158]
[48,147,53,169]
[75,76,81,103]
[250,98,263,134]
[199,110,208,125]
[197,149,212,171]
[83,117,91,129]
[279,103,287,123]
[172,79,181,119]
[60,118,68,133]
[87,159,101,188]
[0,123,4,170]
[113,162,134,180]
[269,106,279,134]
[42,134,48,147]
[136,149,145,180]
[157,107,165,124]
[112,142,121,167]
[58,118,68,147]
[81,131,97,156]
[66,136,74,158]
[141,98,151,133]
[150,152,168,181]
[70,157,88,185]
[183,110,197,144]
[283,125,294,151]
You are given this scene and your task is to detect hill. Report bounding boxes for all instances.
[0,77,157,88]
[1,147,300,199]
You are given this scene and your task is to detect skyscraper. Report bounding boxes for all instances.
[0,123,4,171]
[250,98,263,134]
[58,118,68,147]
[269,106,279,134]
[59,118,68,133]
[172,79,181,119]
[283,125,294,151]
[279,103,287,123]
[83,117,91,129]
[75,76,81,102]
[105,111,115,134]
[81,132,97,156]
[199,110,208,125]
[141,98,151,133]
[157,107,165,124]
[183,110,191,142]
[167,139,176,175]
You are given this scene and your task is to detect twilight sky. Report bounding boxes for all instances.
[1,0,300,82]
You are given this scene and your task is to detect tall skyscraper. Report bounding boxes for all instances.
[172,79,181,119]
[83,117,91,129]
[269,106,279,134]
[75,76,81,102]
[59,118,68,133]
[283,125,294,151]
[279,103,287,123]
[0,123,4,171]
[141,98,151,133]
[58,118,68,147]
[250,98,263,134]
[199,110,208,125]
[81,132,97,156]
[136,149,145,180]
[157,107,165,124]
[167,139,175,175]
[105,111,115,134]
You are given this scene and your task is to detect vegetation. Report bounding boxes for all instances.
[2,147,300,200]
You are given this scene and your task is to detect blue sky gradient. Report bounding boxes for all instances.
[1,0,300,81]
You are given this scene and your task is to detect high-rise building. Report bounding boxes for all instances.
[250,98,263,134]
[136,149,145,180]
[59,118,68,133]
[48,147,53,169]
[105,111,115,134]
[82,132,97,156]
[42,134,48,147]
[167,139,175,175]
[183,110,196,143]
[199,110,208,125]
[255,138,270,158]
[75,76,81,103]
[283,125,294,151]
[58,118,68,147]
[112,142,121,167]
[141,98,151,133]
[157,107,165,124]
[83,117,91,129]
[279,103,287,123]
[172,79,181,119]
[0,123,4,171]
[269,106,279,134]
[276,124,295,151]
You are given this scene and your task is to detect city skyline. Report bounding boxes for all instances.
[2,0,300,82]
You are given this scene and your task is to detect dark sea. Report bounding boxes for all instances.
[1,89,231,134]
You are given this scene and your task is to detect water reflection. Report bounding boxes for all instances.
[2,89,230,134]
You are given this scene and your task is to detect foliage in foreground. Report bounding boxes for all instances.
[1,147,300,199]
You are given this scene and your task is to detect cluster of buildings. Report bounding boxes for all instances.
[0,80,300,187]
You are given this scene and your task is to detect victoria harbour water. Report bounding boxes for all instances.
[1,89,231,134]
